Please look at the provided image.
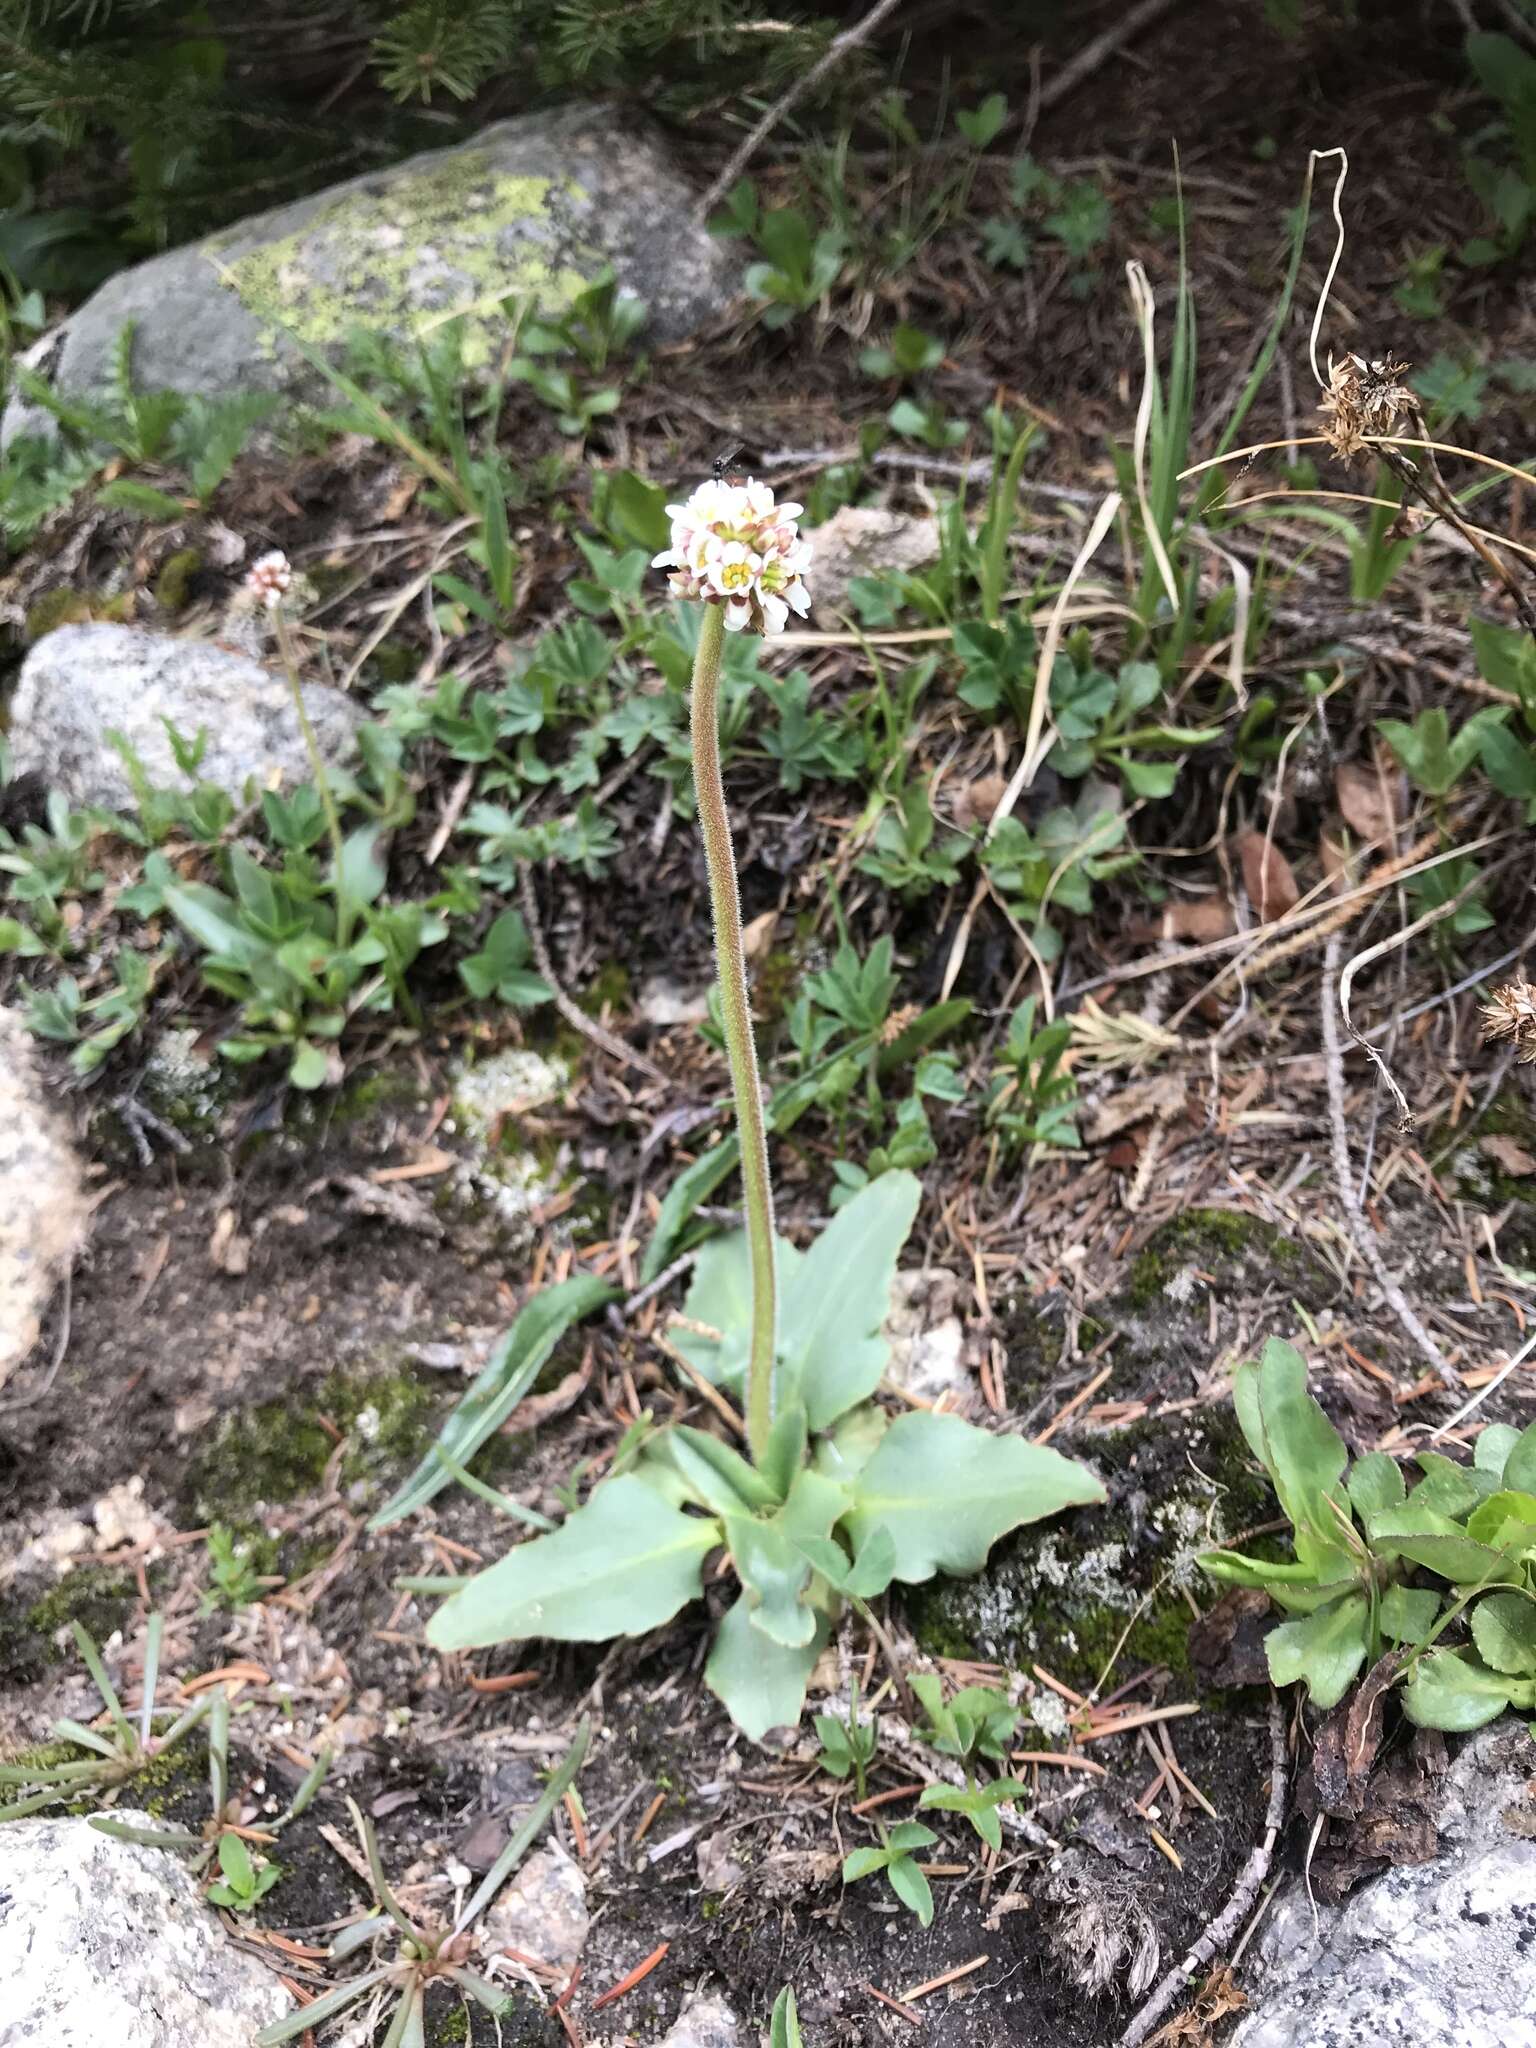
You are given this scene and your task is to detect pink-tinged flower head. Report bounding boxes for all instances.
[652,476,811,636]
[245,550,292,610]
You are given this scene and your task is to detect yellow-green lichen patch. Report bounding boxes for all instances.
[213,156,596,371]
[437,1047,577,1248]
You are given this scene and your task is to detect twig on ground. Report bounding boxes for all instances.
[1322,932,1461,1390]
[1117,1696,1288,2048]
[517,863,664,1083]
[1376,409,1536,640]
[694,0,906,221]
[1335,853,1514,1127]
[1036,0,1182,115]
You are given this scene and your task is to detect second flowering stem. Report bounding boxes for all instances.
[689,601,777,1461]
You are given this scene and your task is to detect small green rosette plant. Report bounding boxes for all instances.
[1203,1337,1536,1729]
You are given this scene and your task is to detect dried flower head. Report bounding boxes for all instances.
[245,549,293,610]
[1319,352,1413,462]
[652,477,811,636]
[1482,979,1536,1062]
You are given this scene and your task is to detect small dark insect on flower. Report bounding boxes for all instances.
[1482,979,1536,1062]
[712,444,745,486]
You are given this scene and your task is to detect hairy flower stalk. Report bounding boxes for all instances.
[246,550,352,951]
[655,478,811,1459]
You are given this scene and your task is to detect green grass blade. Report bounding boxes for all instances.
[380,1984,423,2048]
[276,1750,330,1828]
[349,1797,426,1943]
[453,1716,591,1936]
[1211,168,1314,466]
[0,1786,73,1820]
[89,1817,202,1849]
[50,1719,121,1759]
[980,423,1035,625]
[208,1689,230,1821]
[429,1445,554,1528]
[139,1613,163,1751]
[445,1969,513,2016]
[369,1275,617,1528]
[255,1968,390,2046]
[72,1624,134,1751]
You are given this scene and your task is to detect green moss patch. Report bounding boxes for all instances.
[0,1566,136,1685]
[1127,1206,1296,1310]
[182,1369,438,1519]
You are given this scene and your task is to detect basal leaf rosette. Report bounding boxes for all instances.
[652,476,812,636]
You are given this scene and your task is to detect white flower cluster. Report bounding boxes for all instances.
[245,549,293,610]
[652,477,811,636]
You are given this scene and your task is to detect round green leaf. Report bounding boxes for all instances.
[1402,1650,1525,1732]
[1472,1591,1536,1676]
[1264,1591,1369,1709]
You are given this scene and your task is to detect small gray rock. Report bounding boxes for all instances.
[11,623,359,811]
[5,105,736,441]
[884,1267,969,1403]
[481,1844,588,1974]
[659,1990,742,2048]
[1230,1719,1536,2048]
[0,1009,86,1389]
[0,1811,292,2046]
[803,505,941,614]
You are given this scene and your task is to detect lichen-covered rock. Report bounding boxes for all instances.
[0,1010,86,1390]
[3,106,737,440]
[0,1810,293,2046]
[1231,1719,1536,2048]
[10,623,359,810]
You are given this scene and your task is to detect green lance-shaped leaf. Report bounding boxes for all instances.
[769,1986,804,2048]
[1366,1503,1521,1589]
[426,1477,720,1651]
[839,1410,1104,1585]
[1233,1339,1352,1574]
[371,1274,616,1527]
[777,1170,921,1430]
[669,1231,803,1396]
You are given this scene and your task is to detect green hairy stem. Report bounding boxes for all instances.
[689,599,777,1459]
